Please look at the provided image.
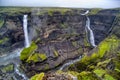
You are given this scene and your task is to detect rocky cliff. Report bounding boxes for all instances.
[0,7,120,80]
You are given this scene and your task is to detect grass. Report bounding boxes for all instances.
[0,7,31,16]
[34,8,71,15]
[89,8,102,15]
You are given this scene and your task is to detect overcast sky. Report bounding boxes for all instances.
[0,0,120,8]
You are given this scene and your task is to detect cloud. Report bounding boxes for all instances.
[0,0,120,8]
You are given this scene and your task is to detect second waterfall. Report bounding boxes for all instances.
[86,16,96,47]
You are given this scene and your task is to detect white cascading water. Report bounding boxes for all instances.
[86,16,96,47]
[81,10,89,15]
[81,10,96,47]
[59,56,82,70]
[23,15,30,48]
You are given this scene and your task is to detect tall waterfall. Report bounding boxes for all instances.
[23,15,30,48]
[86,16,96,47]
[81,10,96,47]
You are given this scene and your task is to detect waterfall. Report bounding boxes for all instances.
[81,10,96,47]
[81,10,89,15]
[86,16,96,47]
[23,15,30,48]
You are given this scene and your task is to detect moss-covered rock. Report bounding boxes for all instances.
[20,42,38,61]
[80,35,119,66]
[30,72,44,80]
[94,69,116,80]
[53,50,59,57]
[77,71,100,80]
[26,53,47,63]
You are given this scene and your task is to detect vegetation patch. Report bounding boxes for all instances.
[89,8,102,15]
[34,8,71,15]
[20,42,38,61]
[53,50,59,57]
[0,19,4,28]
[30,72,44,80]
[0,7,31,16]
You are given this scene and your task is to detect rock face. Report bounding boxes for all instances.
[68,14,120,80]
[0,15,25,54]
[19,8,119,77]
[21,11,88,77]
[0,8,120,79]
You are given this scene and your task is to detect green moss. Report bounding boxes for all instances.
[0,19,4,28]
[30,72,44,80]
[94,69,116,80]
[38,53,47,61]
[27,53,39,63]
[104,74,116,80]
[1,64,14,73]
[89,9,101,15]
[53,50,59,57]
[0,37,9,44]
[84,36,90,47]
[48,10,53,16]
[67,71,79,77]
[0,7,31,16]
[26,53,47,63]
[81,35,119,65]
[20,42,38,61]
[94,69,106,77]
[97,59,111,68]
[113,59,120,72]
[35,8,71,15]
[77,71,100,80]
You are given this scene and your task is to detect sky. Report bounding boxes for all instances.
[0,0,120,8]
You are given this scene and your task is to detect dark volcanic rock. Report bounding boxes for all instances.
[0,14,31,54]
[90,14,116,44]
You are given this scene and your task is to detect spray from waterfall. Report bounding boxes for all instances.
[23,15,30,48]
